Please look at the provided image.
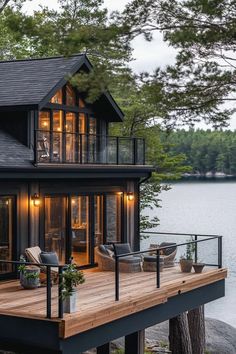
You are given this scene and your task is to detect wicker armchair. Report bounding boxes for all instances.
[149,242,177,268]
[95,244,142,273]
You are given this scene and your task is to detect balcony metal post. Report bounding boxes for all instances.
[194,235,198,264]
[46,266,52,319]
[218,236,223,268]
[58,266,63,318]
[156,249,160,288]
[115,256,119,301]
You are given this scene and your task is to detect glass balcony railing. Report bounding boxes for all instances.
[35,130,145,165]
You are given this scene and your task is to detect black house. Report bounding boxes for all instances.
[0,54,152,275]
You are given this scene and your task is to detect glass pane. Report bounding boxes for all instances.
[94,195,103,247]
[45,196,66,263]
[66,84,76,106]
[0,197,14,274]
[89,116,96,134]
[106,194,122,243]
[65,112,76,162]
[79,97,85,108]
[39,111,50,130]
[136,139,145,165]
[79,113,86,133]
[71,196,89,266]
[107,137,117,164]
[50,89,62,104]
[52,111,63,162]
[118,138,133,164]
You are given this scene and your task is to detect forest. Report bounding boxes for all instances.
[162,129,236,176]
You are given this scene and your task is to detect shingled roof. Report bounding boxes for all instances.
[0,54,123,122]
[0,129,33,167]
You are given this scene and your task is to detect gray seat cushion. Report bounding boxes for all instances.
[99,244,114,256]
[40,252,59,265]
[144,255,164,263]
[160,242,177,256]
[114,243,131,256]
[120,256,140,264]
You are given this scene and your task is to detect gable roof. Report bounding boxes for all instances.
[0,54,123,122]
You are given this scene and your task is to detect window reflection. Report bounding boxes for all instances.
[65,112,76,162]
[52,111,63,162]
[66,84,76,106]
[50,89,62,104]
[71,196,89,266]
[106,195,122,243]
[45,197,66,263]
[0,197,14,274]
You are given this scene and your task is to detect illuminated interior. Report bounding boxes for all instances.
[0,197,14,274]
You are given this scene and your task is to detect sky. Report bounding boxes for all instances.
[23,0,236,130]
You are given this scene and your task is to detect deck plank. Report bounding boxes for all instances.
[0,266,227,338]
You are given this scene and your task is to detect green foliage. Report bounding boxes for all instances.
[123,0,236,128]
[181,236,195,260]
[61,264,85,299]
[161,129,236,175]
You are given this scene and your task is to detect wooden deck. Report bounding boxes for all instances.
[0,266,227,339]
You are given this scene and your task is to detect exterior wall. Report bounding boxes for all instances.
[0,178,140,266]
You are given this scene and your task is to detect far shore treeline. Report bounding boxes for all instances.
[161,129,236,177]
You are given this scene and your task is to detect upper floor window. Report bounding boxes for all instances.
[39,111,50,130]
[66,84,76,106]
[50,89,63,104]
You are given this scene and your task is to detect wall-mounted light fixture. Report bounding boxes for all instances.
[32,193,40,207]
[127,192,134,201]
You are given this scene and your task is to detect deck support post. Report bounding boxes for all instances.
[97,342,111,354]
[125,329,145,354]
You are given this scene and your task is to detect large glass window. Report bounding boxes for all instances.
[0,197,14,274]
[106,194,122,243]
[94,195,103,247]
[71,196,89,266]
[52,111,63,162]
[66,84,76,106]
[65,112,76,162]
[45,196,66,263]
[50,89,62,104]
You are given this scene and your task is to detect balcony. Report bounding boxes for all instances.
[35,130,145,165]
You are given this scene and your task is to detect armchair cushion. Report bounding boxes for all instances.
[40,251,59,265]
[113,243,131,256]
[120,256,141,264]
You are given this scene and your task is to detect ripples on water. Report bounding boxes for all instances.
[141,180,236,328]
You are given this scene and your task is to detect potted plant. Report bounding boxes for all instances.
[180,238,195,273]
[192,261,205,273]
[18,259,40,290]
[61,263,85,313]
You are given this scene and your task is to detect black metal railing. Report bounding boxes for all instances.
[0,259,66,319]
[35,130,145,165]
[114,232,223,301]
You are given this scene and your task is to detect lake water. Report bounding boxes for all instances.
[141,180,236,328]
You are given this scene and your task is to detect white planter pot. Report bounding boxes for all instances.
[63,291,78,313]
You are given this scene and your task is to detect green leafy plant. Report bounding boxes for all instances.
[181,236,195,260]
[61,263,85,300]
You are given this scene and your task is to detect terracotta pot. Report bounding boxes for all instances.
[193,263,205,273]
[180,259,193,273]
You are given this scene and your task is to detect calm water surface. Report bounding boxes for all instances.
[141,181,236,328]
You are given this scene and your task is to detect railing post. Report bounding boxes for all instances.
[115,256,120,301]
[58,266,63,318]
[218,236,223,268]
[194,235,198,264]
[156,249,160,288]
[46,266,52,319]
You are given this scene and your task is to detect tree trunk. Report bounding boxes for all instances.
[188,306,205,354]
[169,312,192,354]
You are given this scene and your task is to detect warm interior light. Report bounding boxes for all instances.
[117,192,123,195]
[127,192,134,201]
[32,193,40,207]
[43,121,48,127]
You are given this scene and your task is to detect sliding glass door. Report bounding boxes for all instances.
[43,193,123,266]
[0,196,15,275]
